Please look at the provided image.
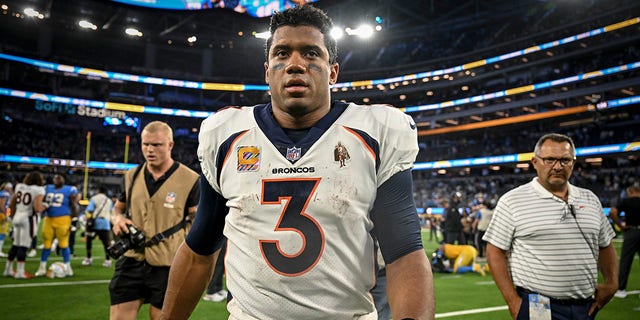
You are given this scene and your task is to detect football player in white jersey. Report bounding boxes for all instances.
[162,5,434,320]
[3,171,47,279]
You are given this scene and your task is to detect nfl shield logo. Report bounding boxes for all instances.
[164,192,177,208]
[286,146,301,162]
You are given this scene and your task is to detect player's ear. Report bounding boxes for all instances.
[265,62,270,84]
[329,63,339,85]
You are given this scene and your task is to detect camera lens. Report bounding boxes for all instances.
[107,238,131,259]
[107,224,146,259]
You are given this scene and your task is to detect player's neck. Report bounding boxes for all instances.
[272,102,331,129]
[147,159,174,180]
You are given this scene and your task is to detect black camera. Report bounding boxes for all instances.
[107,224,146,259]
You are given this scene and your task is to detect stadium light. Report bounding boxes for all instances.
[345,24,374,38]
[78,20,97,30]
[187,35,197,43]
[125,27,142,37]
[254,31,270,39]
[23,8,43,19]
[330,27,344,40]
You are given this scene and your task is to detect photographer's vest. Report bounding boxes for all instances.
[123,163,198,266]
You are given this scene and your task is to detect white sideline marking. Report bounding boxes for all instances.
[616,290,640,296]
[436,305,508,318]
[0,279,109,288]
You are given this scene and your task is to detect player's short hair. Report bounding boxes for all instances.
[265,5,338,64]
[1,182,12,190]
[24,171,44,186]
[627,184,640,194]
[95,184,107,194]
[533,133,576,158]
[53,173,66,183]
[142,121,174,143]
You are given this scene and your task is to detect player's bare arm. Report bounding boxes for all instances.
[160,242,218,320]
[387,250,435,320]
[33,194,47,213]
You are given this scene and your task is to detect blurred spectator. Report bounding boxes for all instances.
[471,200,494,258]
[443,193,465,245]
[610,184,640,299]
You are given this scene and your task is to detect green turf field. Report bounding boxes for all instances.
[1,230,638,319]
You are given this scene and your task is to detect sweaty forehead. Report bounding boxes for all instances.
[538,141,573,156]
[270,25,326,49]
[141,131,169,143]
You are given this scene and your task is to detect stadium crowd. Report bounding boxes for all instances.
[1,1,637,114]
[0,0,637,251]
[2,111,638,210]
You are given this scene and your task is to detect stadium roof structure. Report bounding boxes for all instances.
[1,0,519,48]
[1,0,638,134]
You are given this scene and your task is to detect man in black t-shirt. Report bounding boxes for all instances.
[611,184,640,299]
[443,192,465,245]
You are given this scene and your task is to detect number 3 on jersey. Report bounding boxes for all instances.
[260,178,325,277]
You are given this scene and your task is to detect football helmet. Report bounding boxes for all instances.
[46,262,67,279]
[431,249,446,273]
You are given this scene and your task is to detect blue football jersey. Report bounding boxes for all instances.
[198,101,418,319]
[44,185,78,217]
[0,189,10,212]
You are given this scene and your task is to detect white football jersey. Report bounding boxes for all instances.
[13,183,45,217]
[198,102,418,320]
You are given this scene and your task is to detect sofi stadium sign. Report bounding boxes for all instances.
[34,100,126,119]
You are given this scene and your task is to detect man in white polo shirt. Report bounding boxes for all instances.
[483,133,618,319]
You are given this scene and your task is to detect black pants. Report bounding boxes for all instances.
[86,229,112,260]
[445,231,465,245]
[618,228,640,290]
[475,230,487,257]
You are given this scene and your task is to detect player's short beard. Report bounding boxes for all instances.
[284,103,310,118]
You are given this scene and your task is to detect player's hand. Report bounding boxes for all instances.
[111,214,135,236]
[507,296,523,320]
[589,282,616,315]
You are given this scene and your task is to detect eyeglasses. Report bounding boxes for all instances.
[535,156,575,167]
